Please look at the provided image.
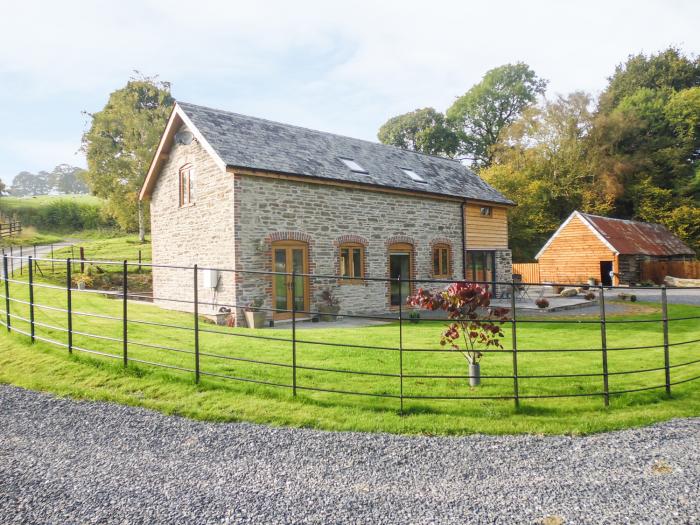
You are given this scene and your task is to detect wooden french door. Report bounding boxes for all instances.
[272,241,309,320]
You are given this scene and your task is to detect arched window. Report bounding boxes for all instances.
[432,243,450,278]
[179,164,195,206]
[339,242,365,281]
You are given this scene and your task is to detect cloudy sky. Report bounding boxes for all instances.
[1,0,698,185]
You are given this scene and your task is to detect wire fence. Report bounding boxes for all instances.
[1,253,699,414]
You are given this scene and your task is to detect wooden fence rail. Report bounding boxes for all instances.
[0,222,21,238]
[512,262,540,284]
[641,260,700,284]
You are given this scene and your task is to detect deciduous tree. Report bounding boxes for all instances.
[377,107,458,156]
[82,74,173,241]
[446,63,547,168]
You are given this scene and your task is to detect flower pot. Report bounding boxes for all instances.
[588,278,596,287]
[318,305,340,322]
[244,310,266,329]
[215,312,229,326]
[469,363,481,387]
[77,281,86,291]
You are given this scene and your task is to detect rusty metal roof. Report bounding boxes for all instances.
[580,212,695,256]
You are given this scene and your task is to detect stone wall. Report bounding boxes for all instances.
[149,128,237,314]
[232,174,512,324]
[148,140,512,323]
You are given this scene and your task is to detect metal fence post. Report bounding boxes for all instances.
[28,256,35,343]
[599,284,609,406]
[510,280,519,408]
[194,264,200,383]
[122,260,128,367]
[398,274,404,415]
[661,285,671,396]
[3,255,10,333]
[10,246,13,277]
[67,258,73,354]
[80,247,85,274]
[291,269,297,397]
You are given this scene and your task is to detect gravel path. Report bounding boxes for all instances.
[1,385,698,524]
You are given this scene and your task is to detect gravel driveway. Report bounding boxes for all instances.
[1,385,698,524]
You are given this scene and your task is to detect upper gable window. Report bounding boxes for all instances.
[179,164,195,207]
[480,206,492,217]
[401,168,426,183]
[339,158,368,174]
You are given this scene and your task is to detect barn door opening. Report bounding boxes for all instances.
[600,261,613,286]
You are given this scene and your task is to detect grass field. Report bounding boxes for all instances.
[0,194,104,211]
[0,268,698,435]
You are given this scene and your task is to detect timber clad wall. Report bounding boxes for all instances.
[464,204,508,249]
[538,215,615,284]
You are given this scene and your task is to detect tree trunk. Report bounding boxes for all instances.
[138,200,146,243]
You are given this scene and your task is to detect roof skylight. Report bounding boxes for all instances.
[339,157,368,173]
[401,168,426,183]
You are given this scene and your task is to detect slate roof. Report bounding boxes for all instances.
[580,213,695,256]
[177,102,513,205]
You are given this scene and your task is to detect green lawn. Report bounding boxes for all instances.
[0,272,698,435]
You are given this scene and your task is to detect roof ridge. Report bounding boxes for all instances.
[579,211,665,229]
[176,100,464,166]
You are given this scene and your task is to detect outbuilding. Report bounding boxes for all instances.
[535,211,695,286]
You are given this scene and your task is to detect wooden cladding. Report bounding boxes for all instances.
[641,260,700,284]
[512,262,541,284]
[464,203,508,249]
[538,215,616,284]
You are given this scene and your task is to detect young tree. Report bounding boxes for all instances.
[377,107,458,156]
[82,74,174,240]
[446,63,547,168]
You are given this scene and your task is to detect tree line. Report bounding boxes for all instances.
[378,47,700,260]
[6,164,89,197]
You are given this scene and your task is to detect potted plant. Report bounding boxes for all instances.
[588,276,597,287]
[535,297,549,309]
[243,297,266,329]
[408,282,509,387]
[73,273,94,291]
[408,310,420,324]
[215,306,231,326]
[317,287,340,321]
[584,291,596,301]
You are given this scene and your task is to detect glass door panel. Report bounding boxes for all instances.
[390,252,410,306]
[292,248,305,312]
[274,249,287,311]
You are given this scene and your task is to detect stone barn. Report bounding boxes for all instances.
[535,211,695,286]
[139,101,514,325]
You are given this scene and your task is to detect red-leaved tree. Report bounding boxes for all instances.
[408,282,510,365]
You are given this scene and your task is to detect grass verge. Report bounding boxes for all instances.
[0,272,698,435]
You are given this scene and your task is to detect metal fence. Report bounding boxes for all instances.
[1,253,699,413]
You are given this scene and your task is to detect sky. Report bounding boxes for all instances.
[1,0,699,186]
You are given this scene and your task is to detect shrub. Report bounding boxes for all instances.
[535,297,549,309]
[408,310,420,324]
[408,282,509,365]
[584,291,596,301]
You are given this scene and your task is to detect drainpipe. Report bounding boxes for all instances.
[460,201,467,278]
